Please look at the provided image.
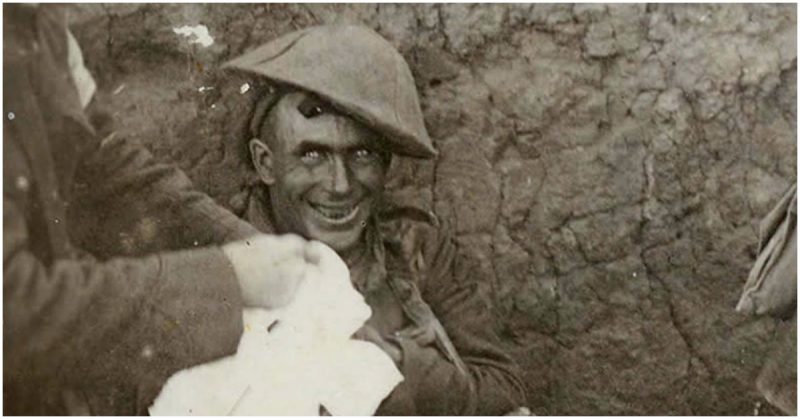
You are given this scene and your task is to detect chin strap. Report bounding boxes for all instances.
[377,215,469,378]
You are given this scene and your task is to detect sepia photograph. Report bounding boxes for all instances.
[3,3,796,415]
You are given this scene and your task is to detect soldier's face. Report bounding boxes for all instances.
[252,92,389,253]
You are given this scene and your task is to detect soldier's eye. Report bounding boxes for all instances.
[300,150,322,164]
[351,148,379,164]
[354,148,372,159]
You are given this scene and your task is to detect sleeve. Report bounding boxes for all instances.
[68,129,258,258]
[379,225,528,415]
[736,184,797,318]
[64,122,261,411]
[3,196,245,408]
[4,18,255,412]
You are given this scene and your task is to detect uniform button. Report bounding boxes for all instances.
[15,176,29,191]
[7,112,15,120]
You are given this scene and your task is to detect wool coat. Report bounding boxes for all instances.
[241,185,528,415]
[3,5,257,414]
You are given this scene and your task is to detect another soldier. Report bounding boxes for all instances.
[224,25,527,415]
[4,5,318,414]
[737,184,797,415]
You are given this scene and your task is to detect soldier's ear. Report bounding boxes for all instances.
[249,138,275,185]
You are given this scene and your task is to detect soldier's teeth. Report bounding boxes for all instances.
[312,204,358,221]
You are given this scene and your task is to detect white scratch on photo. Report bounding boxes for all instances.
[172,25,214,48]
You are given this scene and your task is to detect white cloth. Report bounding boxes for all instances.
[149,244,403,416]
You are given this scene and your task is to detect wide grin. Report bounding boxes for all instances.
[309,202,360,224]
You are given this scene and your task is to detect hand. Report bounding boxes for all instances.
[353,325,403,364]
[222,233,322,309]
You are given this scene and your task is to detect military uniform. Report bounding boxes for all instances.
[737,185,797,415]
[239,186,526,415]
[226,25,526,414]
[4,6,257,414]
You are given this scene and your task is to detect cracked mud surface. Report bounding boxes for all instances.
[71,4,795,415]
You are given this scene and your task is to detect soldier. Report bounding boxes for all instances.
[224,25,527,415]
[3,5,318,414]
[737,184,797,415]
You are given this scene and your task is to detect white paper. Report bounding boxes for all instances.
[149,244,403,416]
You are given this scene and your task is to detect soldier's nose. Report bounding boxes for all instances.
[329,156,351,194]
